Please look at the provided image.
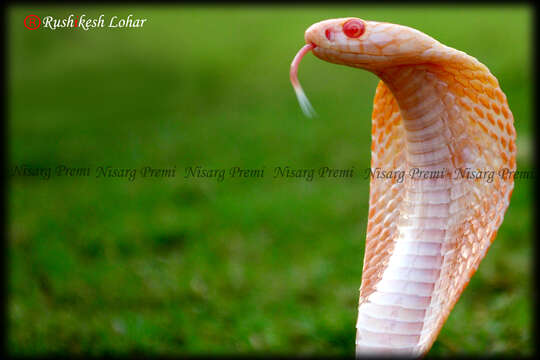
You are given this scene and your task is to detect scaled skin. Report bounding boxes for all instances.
[298,18,516,356]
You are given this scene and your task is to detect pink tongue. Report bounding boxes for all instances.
[290,44,315,86]
[290,44,317,117]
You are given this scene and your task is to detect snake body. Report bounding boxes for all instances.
[290,18,516,356]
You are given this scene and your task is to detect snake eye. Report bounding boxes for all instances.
[343,19,365,38]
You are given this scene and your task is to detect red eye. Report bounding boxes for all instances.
[343,19,365,38]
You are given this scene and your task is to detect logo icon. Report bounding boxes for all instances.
[24,15,41,30]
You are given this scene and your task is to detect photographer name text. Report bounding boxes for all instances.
[42,14,147,31]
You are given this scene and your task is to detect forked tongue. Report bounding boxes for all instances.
[290,44,316,118]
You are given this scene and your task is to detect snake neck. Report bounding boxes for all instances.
[356,66,458,355]
[377,65,453,170]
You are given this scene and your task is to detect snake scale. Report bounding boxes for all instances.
[290,18,516,356]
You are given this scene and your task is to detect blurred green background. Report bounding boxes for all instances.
[8,5,532,356]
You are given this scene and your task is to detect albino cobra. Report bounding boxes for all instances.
[290,18,516,356]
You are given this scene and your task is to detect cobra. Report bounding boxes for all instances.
[290,18,516,356]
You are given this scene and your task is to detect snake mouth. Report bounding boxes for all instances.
[290,43,317,117]
[312,46,390,68]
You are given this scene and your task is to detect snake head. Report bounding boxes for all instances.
[305,17,439,71]
[290,17,441,117]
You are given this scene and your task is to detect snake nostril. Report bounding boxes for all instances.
[325,28,334,41]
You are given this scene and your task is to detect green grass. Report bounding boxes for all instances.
[8,5,532,356]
